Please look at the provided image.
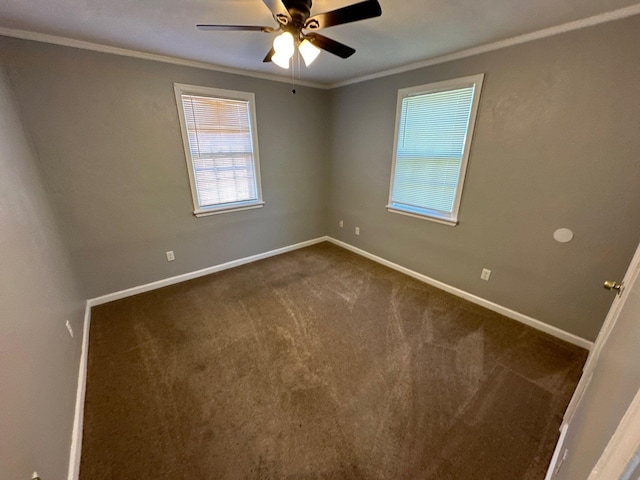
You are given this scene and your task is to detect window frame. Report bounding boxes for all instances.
[387,74,484,226]
[174,83,264,217]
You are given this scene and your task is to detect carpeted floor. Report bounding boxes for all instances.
[80,242,587,479]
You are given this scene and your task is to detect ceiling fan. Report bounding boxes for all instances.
[197,0,382,69]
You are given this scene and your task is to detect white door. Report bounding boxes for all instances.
[563,239,640,426]
[588,387,640,479]
[545,240,640,480]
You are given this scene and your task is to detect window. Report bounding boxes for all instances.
[388,74,484,226]
[174,84,264,216]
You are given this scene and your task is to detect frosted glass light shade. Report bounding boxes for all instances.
[299,39,321,66]
[273,32,294,57]
[272,32,294,70]
[272,52,290,69]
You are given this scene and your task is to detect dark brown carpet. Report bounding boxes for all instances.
[80,242,587,479]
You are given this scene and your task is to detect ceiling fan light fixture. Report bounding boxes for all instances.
[271,52,291,69]
[273,31,294,58]
[272,31,294,69]
[299,39,321,66]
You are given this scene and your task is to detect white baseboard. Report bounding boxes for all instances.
[545,422,569,480]
[86,233,593,344]
[326,237,593,351]
[69,234,592,478]
[67,302,92,480]
[87,236,329,307]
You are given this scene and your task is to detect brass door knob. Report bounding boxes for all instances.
[603,280,623,293]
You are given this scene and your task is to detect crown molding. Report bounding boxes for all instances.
[0,27,328,90]
[329,4,640,88]
[1,3,639,90]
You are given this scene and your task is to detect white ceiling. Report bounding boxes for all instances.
[0,0,639,86]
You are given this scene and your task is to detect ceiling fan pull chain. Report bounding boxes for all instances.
[291,51,297,94]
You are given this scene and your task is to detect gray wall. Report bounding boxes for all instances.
[327,15,640,341]
[556,246,640,479]
[0,13,639,479]
[0,67,85,480]
[0,16,638,337]
[0,38,330,299]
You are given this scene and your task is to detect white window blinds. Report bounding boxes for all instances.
[175,85,263,216]
[388,75,483,225]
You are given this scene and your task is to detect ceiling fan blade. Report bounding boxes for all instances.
[306,33,355,59]
[263,47,275,63]
[305,0,381,30]
[261,0,292,24]
[197,24,275,32]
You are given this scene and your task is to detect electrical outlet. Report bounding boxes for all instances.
[166,251,175,262]
[481,268,491,281]
[339,220,344,228]
[65,320,74,338]
[355,227,360,236]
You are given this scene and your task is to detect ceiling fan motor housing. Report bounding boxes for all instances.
[281,0,316,30]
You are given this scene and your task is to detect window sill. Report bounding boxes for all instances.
[386,206,458,226]
[194,201,265,217]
